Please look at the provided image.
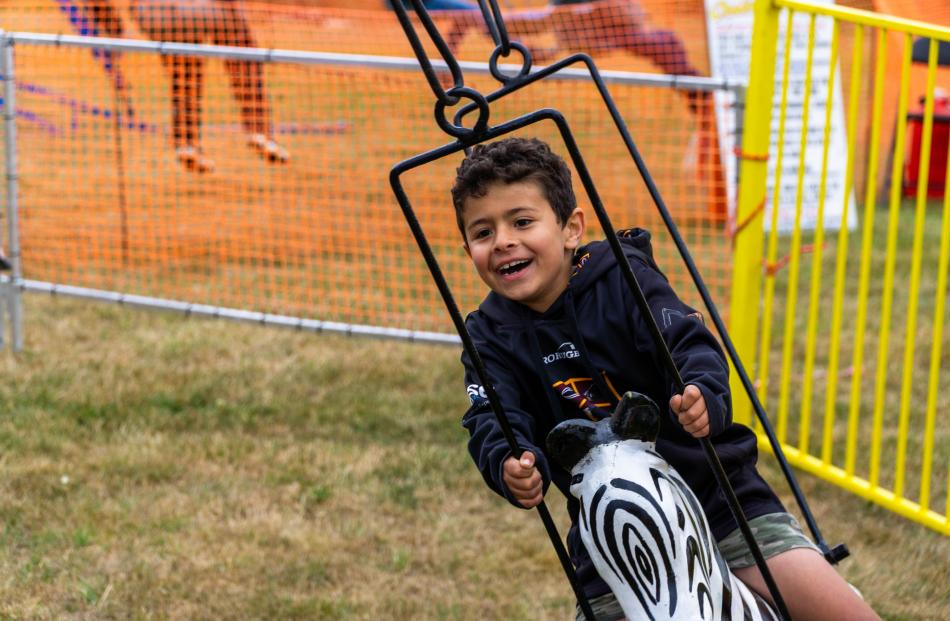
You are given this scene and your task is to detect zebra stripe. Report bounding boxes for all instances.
[572,444,779,621]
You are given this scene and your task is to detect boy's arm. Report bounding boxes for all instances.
[460,334,553,509]
[624,261,732,436]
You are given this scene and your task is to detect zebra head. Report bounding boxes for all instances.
[546,390,661,474]
[546,391,778,621]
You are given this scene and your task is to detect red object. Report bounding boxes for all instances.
[904,91,950,198]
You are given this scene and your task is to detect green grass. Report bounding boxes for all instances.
[0,294,948,620]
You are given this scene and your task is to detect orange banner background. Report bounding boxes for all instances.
[0,1,740,334]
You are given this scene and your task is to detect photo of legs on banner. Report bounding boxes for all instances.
[388,2,879,620]
[130,0,289,172]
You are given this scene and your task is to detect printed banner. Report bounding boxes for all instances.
[705,0,857,232]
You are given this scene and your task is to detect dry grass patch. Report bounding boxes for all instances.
[0,295,947,620]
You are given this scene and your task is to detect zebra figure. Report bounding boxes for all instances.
[546,391,780,621]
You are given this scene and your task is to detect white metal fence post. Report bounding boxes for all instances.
[1,31,23,351]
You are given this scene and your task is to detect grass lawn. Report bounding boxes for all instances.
[0,295,947,620]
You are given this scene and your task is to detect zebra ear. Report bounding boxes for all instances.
[610,391,661,443]
[546,419,599,471]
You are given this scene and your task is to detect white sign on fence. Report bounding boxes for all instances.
[705,0,857,232]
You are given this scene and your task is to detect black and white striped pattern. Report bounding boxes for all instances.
[572,441,777,621]
[546,392,779,621]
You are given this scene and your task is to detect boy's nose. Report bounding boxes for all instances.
[493,227,517,250]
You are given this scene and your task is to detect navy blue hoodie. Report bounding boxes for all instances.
[460,228,784,600]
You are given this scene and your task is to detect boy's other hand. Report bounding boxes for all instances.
[670,384,710,438]
[503,451,543,508]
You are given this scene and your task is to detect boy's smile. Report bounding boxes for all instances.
[462,180,584,313]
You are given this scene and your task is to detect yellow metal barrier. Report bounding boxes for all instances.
[734,0,950,536]
[800,19,838,455]
[729,0,781,426]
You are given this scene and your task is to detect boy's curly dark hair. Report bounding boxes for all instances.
[451,137,576,238]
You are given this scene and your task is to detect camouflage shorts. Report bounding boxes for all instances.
[717,511,820,569]
[574,512,819,620]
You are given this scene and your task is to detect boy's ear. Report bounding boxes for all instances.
[564,207,585,250]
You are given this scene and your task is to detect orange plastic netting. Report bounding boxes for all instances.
[0,1,730,334]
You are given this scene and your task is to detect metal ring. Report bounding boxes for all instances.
[434,86,490,139]
[489,41,532,84]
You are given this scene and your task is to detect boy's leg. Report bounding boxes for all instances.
[721,513,881,621]
[733,549,880,621]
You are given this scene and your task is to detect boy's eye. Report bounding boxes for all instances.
[471,228,491,240]
[514,218,533,227]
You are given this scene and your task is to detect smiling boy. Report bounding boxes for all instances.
[453,137,879,620]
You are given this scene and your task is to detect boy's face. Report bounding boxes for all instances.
[462,180,584,313]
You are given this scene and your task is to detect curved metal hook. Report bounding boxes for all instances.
[436,85,491,139]
[489,40,532,84]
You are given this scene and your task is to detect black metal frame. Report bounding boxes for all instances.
[387,1,847,617]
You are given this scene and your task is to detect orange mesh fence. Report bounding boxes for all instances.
[1,1,732,337]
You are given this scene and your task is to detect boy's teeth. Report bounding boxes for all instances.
[500,260,528,274]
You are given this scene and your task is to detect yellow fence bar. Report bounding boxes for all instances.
[778,13,817,452]
[894,42,940,498]
[922,136,950,510]
[846,27,888,476]
[729,0,781,423]
[871,35,913,488]
[765,441,950,536]
[776,0,950,41]
[762,10,797,443]
[741,0,950,539]
[822,23,862,466]
[801,20,838,456]
[729,0,782,427]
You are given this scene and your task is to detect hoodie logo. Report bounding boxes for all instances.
[466,383,488,404]
[543,342,581,365]
[571,252,591,278]
[552,377,612,413]
[661,308,705,328]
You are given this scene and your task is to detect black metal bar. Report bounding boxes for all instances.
[550,111,791,620]
[390,0,464,105]
[110,72,129,267]
[573,58,845,565]
[390,109,597,621]
[385,0,825,615]
[477,0,511,56]
[475,0,503,49]
[387,6,599,615]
